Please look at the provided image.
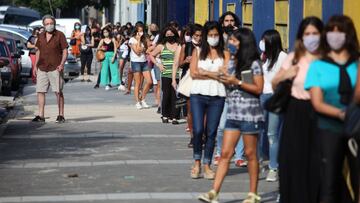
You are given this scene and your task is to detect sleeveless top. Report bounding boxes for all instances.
[190,49,226,97]
[104,40,114,52]
[160,45,178,78]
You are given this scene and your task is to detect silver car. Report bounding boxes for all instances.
[63,52,80,82]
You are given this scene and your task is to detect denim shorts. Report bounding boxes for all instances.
[225,119,264,135]
[131,61,149,73]
[152,65,161,81]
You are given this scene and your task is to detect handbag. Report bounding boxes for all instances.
[344,102,360,139]
[96,49,105,62]
[69,39,76,46]
[264,79,292,114]
[177,70,192,97]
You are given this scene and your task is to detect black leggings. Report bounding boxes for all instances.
[80,53,93,75]
[161,77,179,119]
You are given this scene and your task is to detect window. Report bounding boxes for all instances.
[275,0,289,50]
[0,42,9,57]
[242,0,253,29]
[226,3,236,13]
[4,14,38,26]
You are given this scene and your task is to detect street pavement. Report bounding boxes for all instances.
[0,77,278,203]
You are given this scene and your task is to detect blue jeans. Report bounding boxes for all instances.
[260,93,283,170]
[131,61,149,73]
[190,94,225,165]
[216,102,245,161]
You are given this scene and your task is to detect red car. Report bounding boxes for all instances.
[0,37,20,95]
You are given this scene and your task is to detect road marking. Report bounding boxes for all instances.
[1,134,187,139]
[0,160,194,169]
[0,192,269,202]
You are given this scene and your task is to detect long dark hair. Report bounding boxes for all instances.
[101,27,112,39]
[262,29,283,71]
[219,11,241,27]
[159,26,180,45]
[232,28,260,79]
[132,23,148,50]
[199,21,225,60]
[293,16,323,64]
[84,26,92,38]
[180,24,192,45]
[320,15,360,60]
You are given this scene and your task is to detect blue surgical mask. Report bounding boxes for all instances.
[227,43,237,55]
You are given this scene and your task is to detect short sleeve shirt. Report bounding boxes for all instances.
[304,59,358,133]
[27,35,37,54]
[226,60,265,122]
[35,30,68,72]
[129,37,146,62]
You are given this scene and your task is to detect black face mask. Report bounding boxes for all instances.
[166,36,176,44]
[223,25,234,35]
[151,31,157,36]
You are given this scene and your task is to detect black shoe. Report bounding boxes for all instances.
[156,107,161,114]
[161,117,169,123]
[188,138,194,148]
[56,115,65,123]
[121,81,125,86]
[80,79,85,82]
[94,84,99,89]
[172,119,179,125]
[32,115,45,122]
[87,79,92,82]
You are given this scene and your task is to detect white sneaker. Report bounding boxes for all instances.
[118,85,126,91]
[135,102,142,110]
[141,100,150,109]
[266,169,278,182]
[105,85,110,91]
[198,189,219,203]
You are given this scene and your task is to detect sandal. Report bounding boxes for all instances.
[203,168,215,180]
[242,192,261,203]
[191,165,201,179]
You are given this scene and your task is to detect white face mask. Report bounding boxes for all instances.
[303,35,320,53]
[45,24,55,33]
[185,36,192,43]
[138,32,144,37]
[192,38,200,46]
[259,40,265,52]
[207,36,219,47]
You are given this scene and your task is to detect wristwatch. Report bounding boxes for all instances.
[238,80,243,86]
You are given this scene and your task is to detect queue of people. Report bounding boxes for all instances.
[38,13,360,203]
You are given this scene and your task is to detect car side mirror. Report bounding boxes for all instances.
[12,53,21,58]
[0,59,10,67]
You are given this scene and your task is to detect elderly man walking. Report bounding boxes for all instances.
[32,15,68,123]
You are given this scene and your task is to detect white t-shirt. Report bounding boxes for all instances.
[129,37,146,62]
[262,51,287,94]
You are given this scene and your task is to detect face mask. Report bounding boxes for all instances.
[207,36,219,47]
[151,31,157,36]
[223,25,234,35]
[192,38,200,46]
[166,36,176,44]
[45,24,55,33]
[259,40,265,52]
[185,36,192,43]
[227,43,237,55]
[327,31,346,51]
[103,32,109,37]
[138,32,144,37]
[75,25,80,30]
[303,35,320,53]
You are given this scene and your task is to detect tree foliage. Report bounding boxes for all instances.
[13,0,111,15]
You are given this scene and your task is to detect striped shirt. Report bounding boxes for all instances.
[160,45,178,78]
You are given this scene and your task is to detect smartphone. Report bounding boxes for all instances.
[241,70,253,84]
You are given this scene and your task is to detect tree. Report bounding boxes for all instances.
[13,0,111,16]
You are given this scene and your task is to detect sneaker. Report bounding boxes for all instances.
[105,85,110,91]
[55,115,65,123]
[135,102,142,110]
[266,169,278,182]
[118,84,126,91]
[213,155,220,166]
[242,193,261,203]
[32,115,45,122]
[141,100,150,109]
[235,159,248,167]
[198,189,219,203]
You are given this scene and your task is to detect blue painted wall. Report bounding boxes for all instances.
[167,0,191,27]
[253,0,275,43]
[214,0,220,21]
[322,0,343,23]
[289,0,304,51]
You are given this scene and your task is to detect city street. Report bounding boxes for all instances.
[0,77,278,203]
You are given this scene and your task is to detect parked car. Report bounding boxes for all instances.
[0,26,31,78]
[0,37,15,96]
[0,36,23,90]
[0,6,40,26]
[64,52,80,82]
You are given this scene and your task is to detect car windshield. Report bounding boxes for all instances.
[0,42,9,57]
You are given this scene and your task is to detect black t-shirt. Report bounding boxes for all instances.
[27,35,37,55]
